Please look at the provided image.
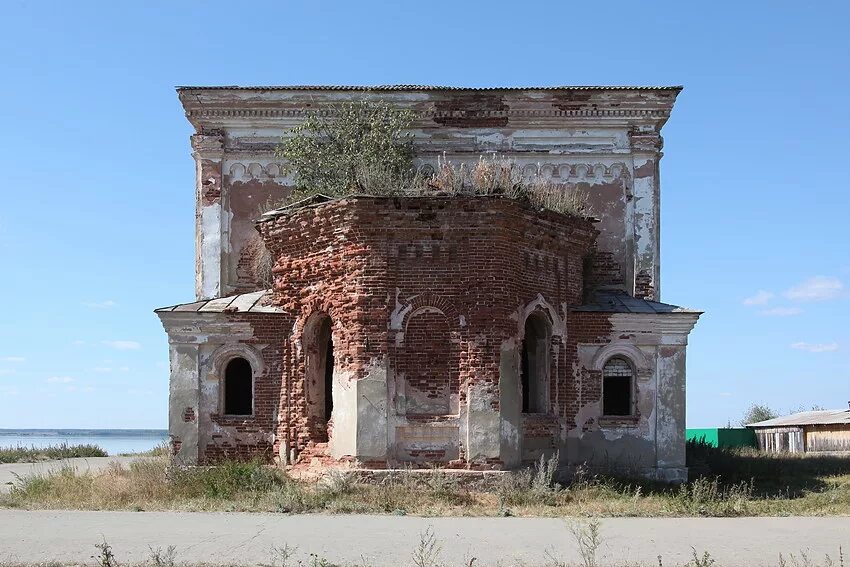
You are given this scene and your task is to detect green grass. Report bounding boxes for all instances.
[3,442,850,518]
[0,443,107,463]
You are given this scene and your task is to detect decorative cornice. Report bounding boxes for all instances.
[185,107,673,122]
[179,88,680,131]
[609,312,701,339]
[225,160,630,184]
[191,133,224,159]
[177,85,683,92]
[628,130,664,153]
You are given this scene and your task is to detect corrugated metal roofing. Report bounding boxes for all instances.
[572,290,700,314]
[748,410,850,428]
[155,290,283,314]
[257,194,336,221]
[176,84,682,92]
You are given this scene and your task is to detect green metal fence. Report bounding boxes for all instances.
[686,427,756,449]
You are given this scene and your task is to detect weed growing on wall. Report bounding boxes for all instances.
[277,100,416,197]
[273,102,591,218]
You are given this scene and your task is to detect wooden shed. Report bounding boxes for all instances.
[748,409,850,454]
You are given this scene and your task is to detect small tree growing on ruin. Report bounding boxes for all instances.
[277,100,417,197]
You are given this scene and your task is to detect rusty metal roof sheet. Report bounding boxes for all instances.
[176,84,682,92]
[748,410,850,428]
[155,290,283,314]
[257,194,336,221]
[572,290,701,314]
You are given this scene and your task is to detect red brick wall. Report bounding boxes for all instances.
[397,310,458,416]
[564,311,616,431]
[245,196,614,467]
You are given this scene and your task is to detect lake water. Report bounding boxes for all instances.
[0,429,168,456]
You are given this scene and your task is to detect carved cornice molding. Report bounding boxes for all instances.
[225,160,631,183]
[228,162,289,182]
[191,133,225,159]
[609,312,702,340]
[628,129,664,153]
[188,108,672,119]
[185,107,673,125]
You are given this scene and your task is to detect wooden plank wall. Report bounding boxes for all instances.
[804,425,850,453]
[754,427,805,453]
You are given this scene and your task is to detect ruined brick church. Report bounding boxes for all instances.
[156,85,701,482]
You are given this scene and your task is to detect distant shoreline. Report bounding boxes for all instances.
[0,429,167,437]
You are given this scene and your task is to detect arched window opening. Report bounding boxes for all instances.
[304,313,335,441]
[224,357,253,415]
[323,322,334,423]
[520,312,551,414]
[602,357,633,416]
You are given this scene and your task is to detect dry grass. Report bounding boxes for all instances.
[422,155,592,218]
[3,445,850,518]
[0,443,107,464]
[267,154,592,219]
[242,232,274,289]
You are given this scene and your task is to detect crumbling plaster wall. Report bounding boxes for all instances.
[159,310,289,464]
[258,196,597,469]
[564,312,697,482]
[182,88,675,303]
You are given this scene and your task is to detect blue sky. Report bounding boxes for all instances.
[0,1,847,429]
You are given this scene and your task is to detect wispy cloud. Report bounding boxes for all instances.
[72,340,86,347]
[743,290,774,306]
[785,276,844,302]
[791,342,839,353]
[47,376,75,384]
[718,392,733,397]
[0,369,15,376]
[1,356,25,363]
[83,300,117,309]
[102,340,141,351]
[759,307,803,317]
[93,367,113,373]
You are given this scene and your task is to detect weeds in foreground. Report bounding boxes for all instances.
[777,547,846,567]
[1,533,846,567]
[262,544,299,567]
[685,549,716,567]
[411,528,443,567]
[93,539,118,567]
[148,546,176,567]
[568,517,603,567]
[5,444,850,518]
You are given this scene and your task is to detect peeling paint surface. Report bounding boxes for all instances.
[156,86,700,481]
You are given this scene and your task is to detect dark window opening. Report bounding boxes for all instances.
[602,357,633,416]
[224,357,252,415]
[520,312,550,414]
[521,339,531,413]
[324,334,334,422]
